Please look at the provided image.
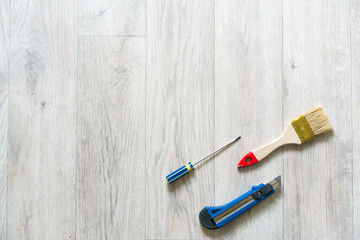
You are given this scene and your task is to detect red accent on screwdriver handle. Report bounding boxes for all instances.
[238,152,259,167]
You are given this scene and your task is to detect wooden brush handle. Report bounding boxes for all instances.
[253,123,302,161]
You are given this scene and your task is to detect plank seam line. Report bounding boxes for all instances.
[213,0,216,238]
[78,35,146,38]
[144,0,147,236]
[349,0,354,238]
[7,0,11,238]
[281,0,284,239]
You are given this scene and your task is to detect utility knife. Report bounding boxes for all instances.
[199,176,281,229]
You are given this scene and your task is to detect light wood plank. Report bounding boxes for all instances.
[283,0,351,141]
[3,0,358,238]
[283,1,353,238]
[146,0,215,238]
[214,0,283,238]
[79,0,146,36]
[77,37,146,239]
[284,142,353,239]
[0,0,9,238]
[8,0,77,238]
[351,0,360,236]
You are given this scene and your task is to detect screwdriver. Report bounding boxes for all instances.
[166,136,241,183]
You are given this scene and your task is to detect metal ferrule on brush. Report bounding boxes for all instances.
[290,115,315,143]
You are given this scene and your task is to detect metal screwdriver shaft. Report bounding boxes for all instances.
[166,136,241,183]
[193,136,241,166]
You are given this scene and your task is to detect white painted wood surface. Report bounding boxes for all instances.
[283,1,354,239]
[284,142,353,239]
[79,0,146,36]
[7,0,77,239]
[146,1,215,238]
[351,0,360,237]
[1,0,359,239]
[215,0,283,239]
[77,37,145,239]
[0,0,9,239]
[283,0,352,141]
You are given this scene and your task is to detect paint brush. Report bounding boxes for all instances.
[238,106,333,167]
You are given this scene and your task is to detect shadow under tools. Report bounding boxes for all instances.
[166,174,193,193]
[200,220,216,239]
[214,188,282,238]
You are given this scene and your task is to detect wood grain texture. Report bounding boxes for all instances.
[2,0,359,239]
[8,0,77,238]
[215,0,283,239]
[351,0,360,237]
[0,0,9,238]
[146,0,215,238]
[283,1,354,239]
[79,0,146,36]
[284,142,353,239]
[77,37,145,239]
[283,0,351,141]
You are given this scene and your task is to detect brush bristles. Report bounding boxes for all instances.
[303,106,333,135]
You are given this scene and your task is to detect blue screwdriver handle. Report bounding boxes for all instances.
[166,162,194,183]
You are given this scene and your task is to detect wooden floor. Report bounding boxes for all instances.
[0,0,359,239]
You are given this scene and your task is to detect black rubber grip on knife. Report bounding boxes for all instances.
[251,184,273,200]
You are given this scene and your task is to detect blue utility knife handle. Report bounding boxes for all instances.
[206,183,275,228]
